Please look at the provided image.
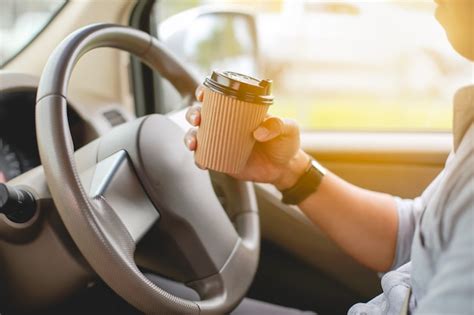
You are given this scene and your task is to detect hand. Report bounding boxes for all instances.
[184,86,310,190]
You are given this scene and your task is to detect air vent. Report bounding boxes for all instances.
[103,109,126,127]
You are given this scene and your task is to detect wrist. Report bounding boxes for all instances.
[273,150,311,191]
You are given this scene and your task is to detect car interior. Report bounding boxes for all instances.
[0,0,467,314]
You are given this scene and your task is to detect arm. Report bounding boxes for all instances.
[275,150,398,272]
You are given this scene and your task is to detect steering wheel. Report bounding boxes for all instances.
[35,23,260,314]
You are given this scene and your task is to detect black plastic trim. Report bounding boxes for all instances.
[129,0,157,117]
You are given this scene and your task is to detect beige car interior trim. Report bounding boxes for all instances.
[301,131,451,165]
[0,71,39,90]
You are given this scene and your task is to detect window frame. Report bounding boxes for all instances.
[129,0,159,117]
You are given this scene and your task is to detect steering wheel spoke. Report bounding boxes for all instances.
[80,150,159,243]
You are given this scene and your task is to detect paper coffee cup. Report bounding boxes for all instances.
[195,71,273,174]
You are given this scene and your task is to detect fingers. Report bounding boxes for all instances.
[253,116,299,142]
[186,104,201,126]
[186,86,204,126]
[184,128,207,170]
[195,85,204,102]
[184,127,198,151]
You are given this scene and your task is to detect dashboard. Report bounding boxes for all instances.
[0,72,133,184]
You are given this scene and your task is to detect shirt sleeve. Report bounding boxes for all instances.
[390,196,424,270]
[390,163,449,271]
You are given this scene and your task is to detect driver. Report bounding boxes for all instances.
[184,0,473,314]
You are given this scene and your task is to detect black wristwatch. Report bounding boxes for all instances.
[281,159,327,205]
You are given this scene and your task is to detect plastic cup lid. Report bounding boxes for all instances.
[203,70,273,105]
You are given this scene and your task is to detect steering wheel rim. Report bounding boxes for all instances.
[35,23,260,314]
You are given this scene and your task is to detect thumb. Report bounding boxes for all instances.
[253,116,284,142]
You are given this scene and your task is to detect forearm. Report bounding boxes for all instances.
[300,172,398,272]
[275,151,398,272]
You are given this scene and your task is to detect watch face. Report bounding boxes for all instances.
[311,159,327,176]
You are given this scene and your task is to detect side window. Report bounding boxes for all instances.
[154,1,472,132]
[0,0,66,67]
[163,13,258,79]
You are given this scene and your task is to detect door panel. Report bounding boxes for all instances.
[256,184,381,298]
[303,132,450,197]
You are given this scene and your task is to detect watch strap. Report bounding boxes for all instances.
[281,159,326,205]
